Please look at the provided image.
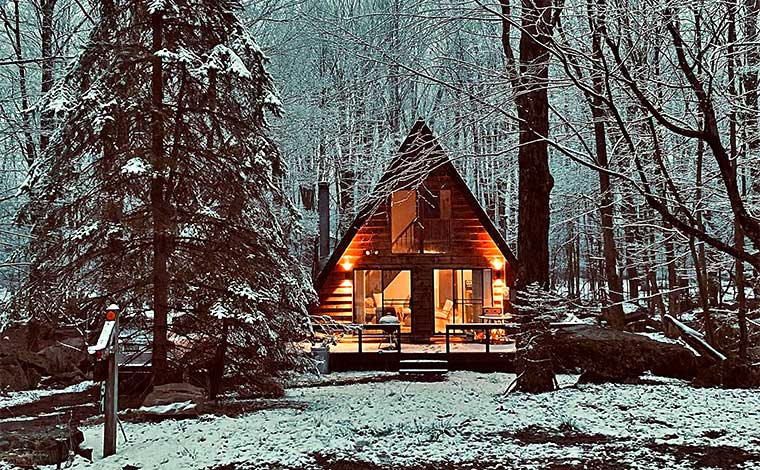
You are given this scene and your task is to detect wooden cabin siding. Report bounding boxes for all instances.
[311,166,515,339]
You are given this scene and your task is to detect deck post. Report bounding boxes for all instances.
[445,326,450,354]
[485,326,490,353]
[358,329,363,353]
[396,325,401,353]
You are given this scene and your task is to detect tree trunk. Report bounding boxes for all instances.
[39,0,57,153]
[8,0,36,166]
[208,320,229,400]
[511,0,554,289]
[664,221,679,316]
[587,2,625,328]
[729,3,749,358]
[150,11,170,385]
[511,324,557,394]
[690,236,717,346]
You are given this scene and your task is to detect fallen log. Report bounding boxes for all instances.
[551,324,698,381]
[663,315,726,362]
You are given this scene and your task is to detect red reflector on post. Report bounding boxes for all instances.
[106,310,116,321]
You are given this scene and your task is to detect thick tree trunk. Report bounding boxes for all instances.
[512,326,556,394]
[512,0,554,289]
[150,11,170,385]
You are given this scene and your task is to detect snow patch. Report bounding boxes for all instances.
[121,157,149,176]
[203,45,252,79]
[139,400,196,415]
[638,332,679,344]
[71,222,99,241]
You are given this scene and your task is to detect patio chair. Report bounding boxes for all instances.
[434,299,454,332]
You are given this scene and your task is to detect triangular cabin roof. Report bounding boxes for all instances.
[315,119,518,291]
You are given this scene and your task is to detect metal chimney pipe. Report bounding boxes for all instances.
[318,182,330,261]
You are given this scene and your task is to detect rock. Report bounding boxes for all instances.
[36,337,87,375]
[0,426,90,467]
[0,357,34,391]
[693,357,760,389]
[15,350,49,373]
[142,383,205,408]
[552,324,698,381]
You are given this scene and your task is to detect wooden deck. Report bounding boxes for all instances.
[306,335,517,373]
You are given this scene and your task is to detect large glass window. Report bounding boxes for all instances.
[434,269,493,333]
[353,269,412,330]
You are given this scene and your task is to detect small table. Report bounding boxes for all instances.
[445,323,519,353]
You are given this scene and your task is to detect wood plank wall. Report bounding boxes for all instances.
[311,166,515,339]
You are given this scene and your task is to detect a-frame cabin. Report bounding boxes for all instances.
[312,120,517,342]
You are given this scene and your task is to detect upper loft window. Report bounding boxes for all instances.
[390,189,451,253]
[391,190,418,253]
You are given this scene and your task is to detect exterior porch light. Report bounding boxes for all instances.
[491,258,504,271]
[341,257,353,271]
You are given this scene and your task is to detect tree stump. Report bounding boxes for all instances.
[512,325,557,394]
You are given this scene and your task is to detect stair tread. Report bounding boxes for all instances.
[399,360,448,365]
[399,369,449,374]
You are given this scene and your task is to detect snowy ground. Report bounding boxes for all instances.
[18,372,760,470]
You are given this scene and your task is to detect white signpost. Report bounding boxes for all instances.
[88,303,120,457]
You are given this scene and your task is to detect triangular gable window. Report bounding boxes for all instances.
[390,189,451,254]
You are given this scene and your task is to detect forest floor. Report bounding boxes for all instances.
[2,371,759,470]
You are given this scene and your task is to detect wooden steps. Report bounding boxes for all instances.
[399,359,448,376]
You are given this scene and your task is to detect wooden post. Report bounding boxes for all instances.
[103,304,119,457]
[396,324,401,353]
[445,326,450,354]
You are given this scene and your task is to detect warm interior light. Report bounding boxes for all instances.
[494,279,504,287]
[491,258,504,271]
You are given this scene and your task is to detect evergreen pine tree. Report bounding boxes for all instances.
[18,0,312,391]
